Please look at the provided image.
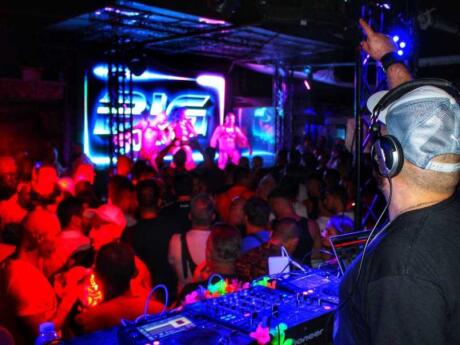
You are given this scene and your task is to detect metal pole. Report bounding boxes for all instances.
[354,46,363,231]
[108,61,114,170]
[129,68,134,160]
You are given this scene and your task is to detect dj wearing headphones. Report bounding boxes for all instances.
[334,20,460,345]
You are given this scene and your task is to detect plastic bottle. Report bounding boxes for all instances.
[35,322,62,345]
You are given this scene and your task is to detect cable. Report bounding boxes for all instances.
[355,176,392,283]
[207,273,225,286]
[281,246,308,272]
[143,284,169,319]
[321,176,393,338]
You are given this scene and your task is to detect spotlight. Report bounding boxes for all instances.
[399,41,406,48]
[392,35,399,42]
[304,80,311,90]
[397,50,404,56]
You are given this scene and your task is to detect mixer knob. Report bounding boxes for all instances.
[317,298,322,306]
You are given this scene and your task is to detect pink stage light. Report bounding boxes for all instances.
[199,17,227,25]
[304,80,311,90]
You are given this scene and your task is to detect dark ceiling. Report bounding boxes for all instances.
[1,0,460,83]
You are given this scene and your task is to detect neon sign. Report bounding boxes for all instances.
[84,64,225,165]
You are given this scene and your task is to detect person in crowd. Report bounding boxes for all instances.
[160,173,193,235]
[85,203,151,297]
[215,167,254,222]
[75,242,163,333]
[108,175,137,227]
[168,193,215,293]
[0,209,79,345]
[323,168,341,190]
[25,165,60,212]
[43,197,91,279]
[125,179,177,294]
[57,177,76,198]
[195,147,225,194]
[73,163,96,186]
[304,173,324,220]
[335,19,460,344]
[156,147,188,181]
[69,143,92,176]
[316,185,353,235]
[115,155,132,178]
[227,196,247,235]
[241,197,271,253]
[85,204,127,251]
[43,144,65,176]
[255,173,276,201]
[197,147,218,171]
[278,175,309,219]
[238,156,250,169]
[0,156,27,233]
[180,223,242,300]
[235,217,300,282]
[252,156,264,171]
[268,188,321,264]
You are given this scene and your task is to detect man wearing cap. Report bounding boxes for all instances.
[86,203,152,296]
[334,20,460,344]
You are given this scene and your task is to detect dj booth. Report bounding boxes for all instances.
[65,268,340,345]
[64,230,370,345]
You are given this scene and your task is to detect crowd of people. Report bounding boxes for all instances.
[0,134,378,344]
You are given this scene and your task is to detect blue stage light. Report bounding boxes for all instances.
[390,28,411,58]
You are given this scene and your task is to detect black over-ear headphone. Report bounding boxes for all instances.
[370,78,460,178]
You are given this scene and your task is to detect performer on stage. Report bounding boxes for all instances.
[169,109,198,171]
[210,112,251,170]
[116,111,172,170]
[137,112,172,167]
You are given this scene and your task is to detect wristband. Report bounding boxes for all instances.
[380,52,404,72]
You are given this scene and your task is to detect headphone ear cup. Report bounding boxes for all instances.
[371,135,404,178]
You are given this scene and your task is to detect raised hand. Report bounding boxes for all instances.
[359,19,396,61]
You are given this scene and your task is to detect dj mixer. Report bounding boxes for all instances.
[118,269,340,345]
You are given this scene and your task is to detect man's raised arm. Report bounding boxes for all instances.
[359,18,412,89]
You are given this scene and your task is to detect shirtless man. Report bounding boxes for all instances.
[210,112,251,170]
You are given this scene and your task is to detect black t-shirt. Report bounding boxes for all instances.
[335,191,460,345]
[293,217,314,266]
[160,201,191,235]
[128,217,177,293]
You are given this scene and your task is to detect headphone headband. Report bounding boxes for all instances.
[373,78,460,119]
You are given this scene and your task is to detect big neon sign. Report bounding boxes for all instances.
[83,64,225,165]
